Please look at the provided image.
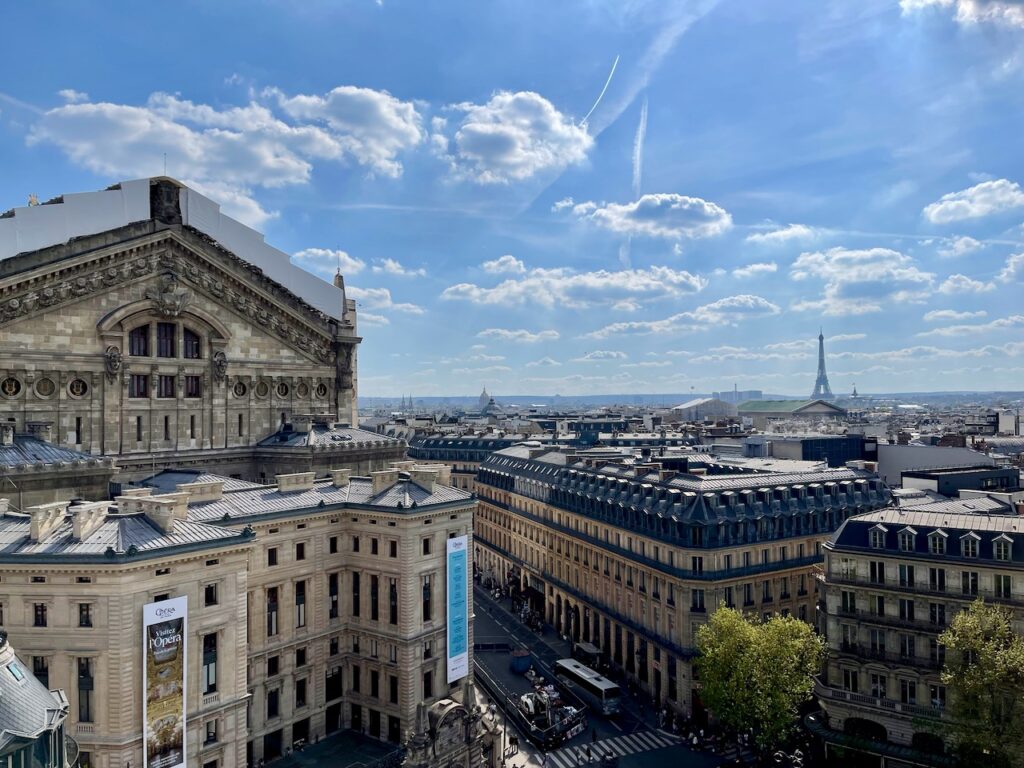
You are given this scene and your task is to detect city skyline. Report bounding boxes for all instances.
[1,0,1022,396]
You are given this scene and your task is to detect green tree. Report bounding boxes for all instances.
[695,607,825,752]
[939,599,1024,768]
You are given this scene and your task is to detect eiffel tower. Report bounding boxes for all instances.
[811,329,834,400]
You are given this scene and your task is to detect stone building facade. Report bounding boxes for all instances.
[0,462,482,768]
[812,497,1023,766]
[0,178,403,498]
[473,443,892,717]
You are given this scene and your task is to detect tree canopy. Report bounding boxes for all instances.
[940,599,1024,768]
[695,607,825,752]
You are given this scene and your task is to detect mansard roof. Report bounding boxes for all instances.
[0,634,67,754]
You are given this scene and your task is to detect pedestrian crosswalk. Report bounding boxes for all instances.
[546,730,680,768]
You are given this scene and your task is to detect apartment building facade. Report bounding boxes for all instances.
[473,443,892,716]
[814,497,1023,766]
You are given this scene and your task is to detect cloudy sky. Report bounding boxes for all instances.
[2,0,1023,397]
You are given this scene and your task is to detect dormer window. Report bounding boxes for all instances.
[869,525,887,549]
[961,533,979,559]
[994,536,1012,562]
[929,530,947,556]
[898,528,916,552]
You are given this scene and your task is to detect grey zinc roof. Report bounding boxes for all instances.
[0,511,245,558]
[0,644,66,752]
[0,435,96,467]
[140,470,263,493]
[185,476,472,523]
[843,501,1017,532]
[257,424,404,448]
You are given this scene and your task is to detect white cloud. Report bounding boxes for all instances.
[917,315,1024,337]
[937,235,982,258]
[937,273,995,294]
[922,179,1024,223]
[612,299,641,312]
[292,248,366,279]
[583,294,780,339]
[745,223,816,244]
[923,309,988,321]
[359,312,389,326]
[998,252,1024,282]
[57,89,89,104]
[441,265,706,309]
[901,0,1024,28]
[551,197,576,212]
[477,328,559,343]
[689,346,812,364]
[347,286,425,314]
[481,255,526,274]
[270,85,423,177]
[790,247,935,316]
[452,365,513,375]
[565,193,732,239]
[525,357,561,368]
[732,262,778,279]
[442,91,592,183]
[573,350,628,362]
[621,360,672,368]
[372,258,426,277]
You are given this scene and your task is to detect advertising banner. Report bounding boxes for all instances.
[446,535,469,683]
[142,596,187,768]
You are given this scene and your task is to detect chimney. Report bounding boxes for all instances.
[409,469,439,494]
[389,460,417,472]
[71,502,109,541]
[0,424,14,447]
[276,472,316,493]
[411,463,452,486]
[27,502,69,542]
[329,468,352,487]
[372,469,401,495]
[176,480,225,503]
[137,492,191,534]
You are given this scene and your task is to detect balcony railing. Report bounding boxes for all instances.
[833,606,947,633]
[824,575,1024,608]
[815,679,945,722]
[833,644,942,671]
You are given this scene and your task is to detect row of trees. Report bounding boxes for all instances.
[694,601,1024,766]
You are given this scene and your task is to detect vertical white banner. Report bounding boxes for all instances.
[446,535,469,683]
[143,596,188,768]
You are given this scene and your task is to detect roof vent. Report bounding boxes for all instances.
[135,492,191,534]
[27,502,68,542]
[177,480,225,503]
[409,469,439,495]
[71,502,110,541]
[276,472,315,493]
[372,469,401,495]
[329,468,352,488]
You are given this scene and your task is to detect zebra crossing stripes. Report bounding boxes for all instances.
[547,730,680,768]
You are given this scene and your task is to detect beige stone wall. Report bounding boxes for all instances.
[0,545,252,768]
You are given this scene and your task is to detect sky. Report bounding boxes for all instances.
[1,0,1023,398]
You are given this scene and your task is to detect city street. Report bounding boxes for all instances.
[473,586,735,768]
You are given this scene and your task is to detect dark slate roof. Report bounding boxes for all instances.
[140,470,262,493]
[256,424,404,449]
[828,504,1024,564]
[737,399,844,413]
[0,511,245,558]
[0,435,100,467]
[0,638,66,752]
[185,476,473,524]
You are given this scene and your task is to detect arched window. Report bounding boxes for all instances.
[129,325,149,356]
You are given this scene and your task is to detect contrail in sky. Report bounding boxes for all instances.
[581,55,619,127]
[632,96,648,198]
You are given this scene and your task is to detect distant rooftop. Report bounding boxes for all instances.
[257,422,404,449]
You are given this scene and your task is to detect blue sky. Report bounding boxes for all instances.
[2,0,1023,397]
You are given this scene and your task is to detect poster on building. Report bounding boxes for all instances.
[142,596,187,768]
[446,535,469,683]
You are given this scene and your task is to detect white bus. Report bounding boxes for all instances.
[554,658,621,716]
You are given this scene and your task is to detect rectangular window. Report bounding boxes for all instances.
[930,535,946,555]
[267,688,280,719]
[929,567,946,592]
[422,537,432,556]
[202,633,217,694]
[352,664,361,693]
[423,669,433,699]
[371,538,379,555]
[266,587,279,637]
[352,572,361,617]
[995,539,1011,561]
[898,564,915,588]
[296,678,308,708]
[268,548,278,567]
[157,322,176,357]
[691,589,705,612]
[996,574,1012,599]
[930,639,946,665]
[163,415,171,441]
[961,571,979,596]
[78,603,93,628]
[189,414,196,440]
[389,540,398,558]
[370,575,380,621]
[390,674,399,704]
[422,575,433,622]
[296,542,306,561]
[869,561,885,584]
[899,633,915,659]
[841,590,856,613]
[899,599,914,622]
[761,580,772,602]
[900,679,917,705]
[183,328,201,359]
[129,374,149,398]
[296,647,307,667]
[78,658,94,722]
[204,720,218,745]
[329,573,340,619]
[898,531,914,552]
[930,684,946,709]
[32,656,48,688]
[371,669,380,698]
[326,667,343,700]
[129,325,149,356]
[870,673,887,698]
[185,375,202,398]
[33,603,47,627]
[389,578,399,625]
[869,628,886,653]
[295,580,307,628]
[963,537,978,558]
[353,535,360,553]
[870,529,885,549]
[330,536,338,554]
[929,603,946,627]
[691,556,703,574]
[204,583,218,607]
[267,655,280,676]
[157,374,175,399]
[842,668,858,693]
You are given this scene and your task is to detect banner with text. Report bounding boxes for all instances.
[143,596,187,768]
[446,535,469,683]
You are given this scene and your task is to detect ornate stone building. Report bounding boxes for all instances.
[0,178,403,499]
